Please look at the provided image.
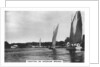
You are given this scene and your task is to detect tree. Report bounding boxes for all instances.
[5,41,11,48]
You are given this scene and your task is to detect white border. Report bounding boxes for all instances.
[6,1,99,63]
[0,0,5,7]
[0,7,90,67]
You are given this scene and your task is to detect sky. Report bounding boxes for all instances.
[5,11,84,43]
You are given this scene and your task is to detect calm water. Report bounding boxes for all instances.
[5,48,84,62]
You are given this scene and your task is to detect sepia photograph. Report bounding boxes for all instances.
[4,10,85,63]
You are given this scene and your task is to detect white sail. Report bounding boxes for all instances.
[39,38,41,47]
[52,24,59,49]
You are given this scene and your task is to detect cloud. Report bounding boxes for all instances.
[5,11,84,43]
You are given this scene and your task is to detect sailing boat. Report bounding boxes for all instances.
[67,11,83,50]
[39,38,41,47]
[51,24,59,60]
[65,11,83,62]
[49,24,59,49]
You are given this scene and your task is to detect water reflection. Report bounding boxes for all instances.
[52,49,84,62]
[52,49,57,60]
[5,48,84,62]
[69,50,84,62]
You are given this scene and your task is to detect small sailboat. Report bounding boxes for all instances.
[49,24,59,49]
[39,38,41,48]
[51,24,59,60]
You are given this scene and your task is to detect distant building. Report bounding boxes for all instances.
[11,45,18,49]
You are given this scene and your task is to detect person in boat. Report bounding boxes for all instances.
[75,43,82,53]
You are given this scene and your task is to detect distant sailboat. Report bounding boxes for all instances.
[39,38,41,47]
[52,24,59,49]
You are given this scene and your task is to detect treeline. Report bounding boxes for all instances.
[5,35,85,49]
[5,41,65,49]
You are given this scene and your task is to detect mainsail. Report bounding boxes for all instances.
[70,11,82,44]
[52,24,59,49]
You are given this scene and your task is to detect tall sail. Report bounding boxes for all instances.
[52,24,59,49]
[70,11,82,43]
